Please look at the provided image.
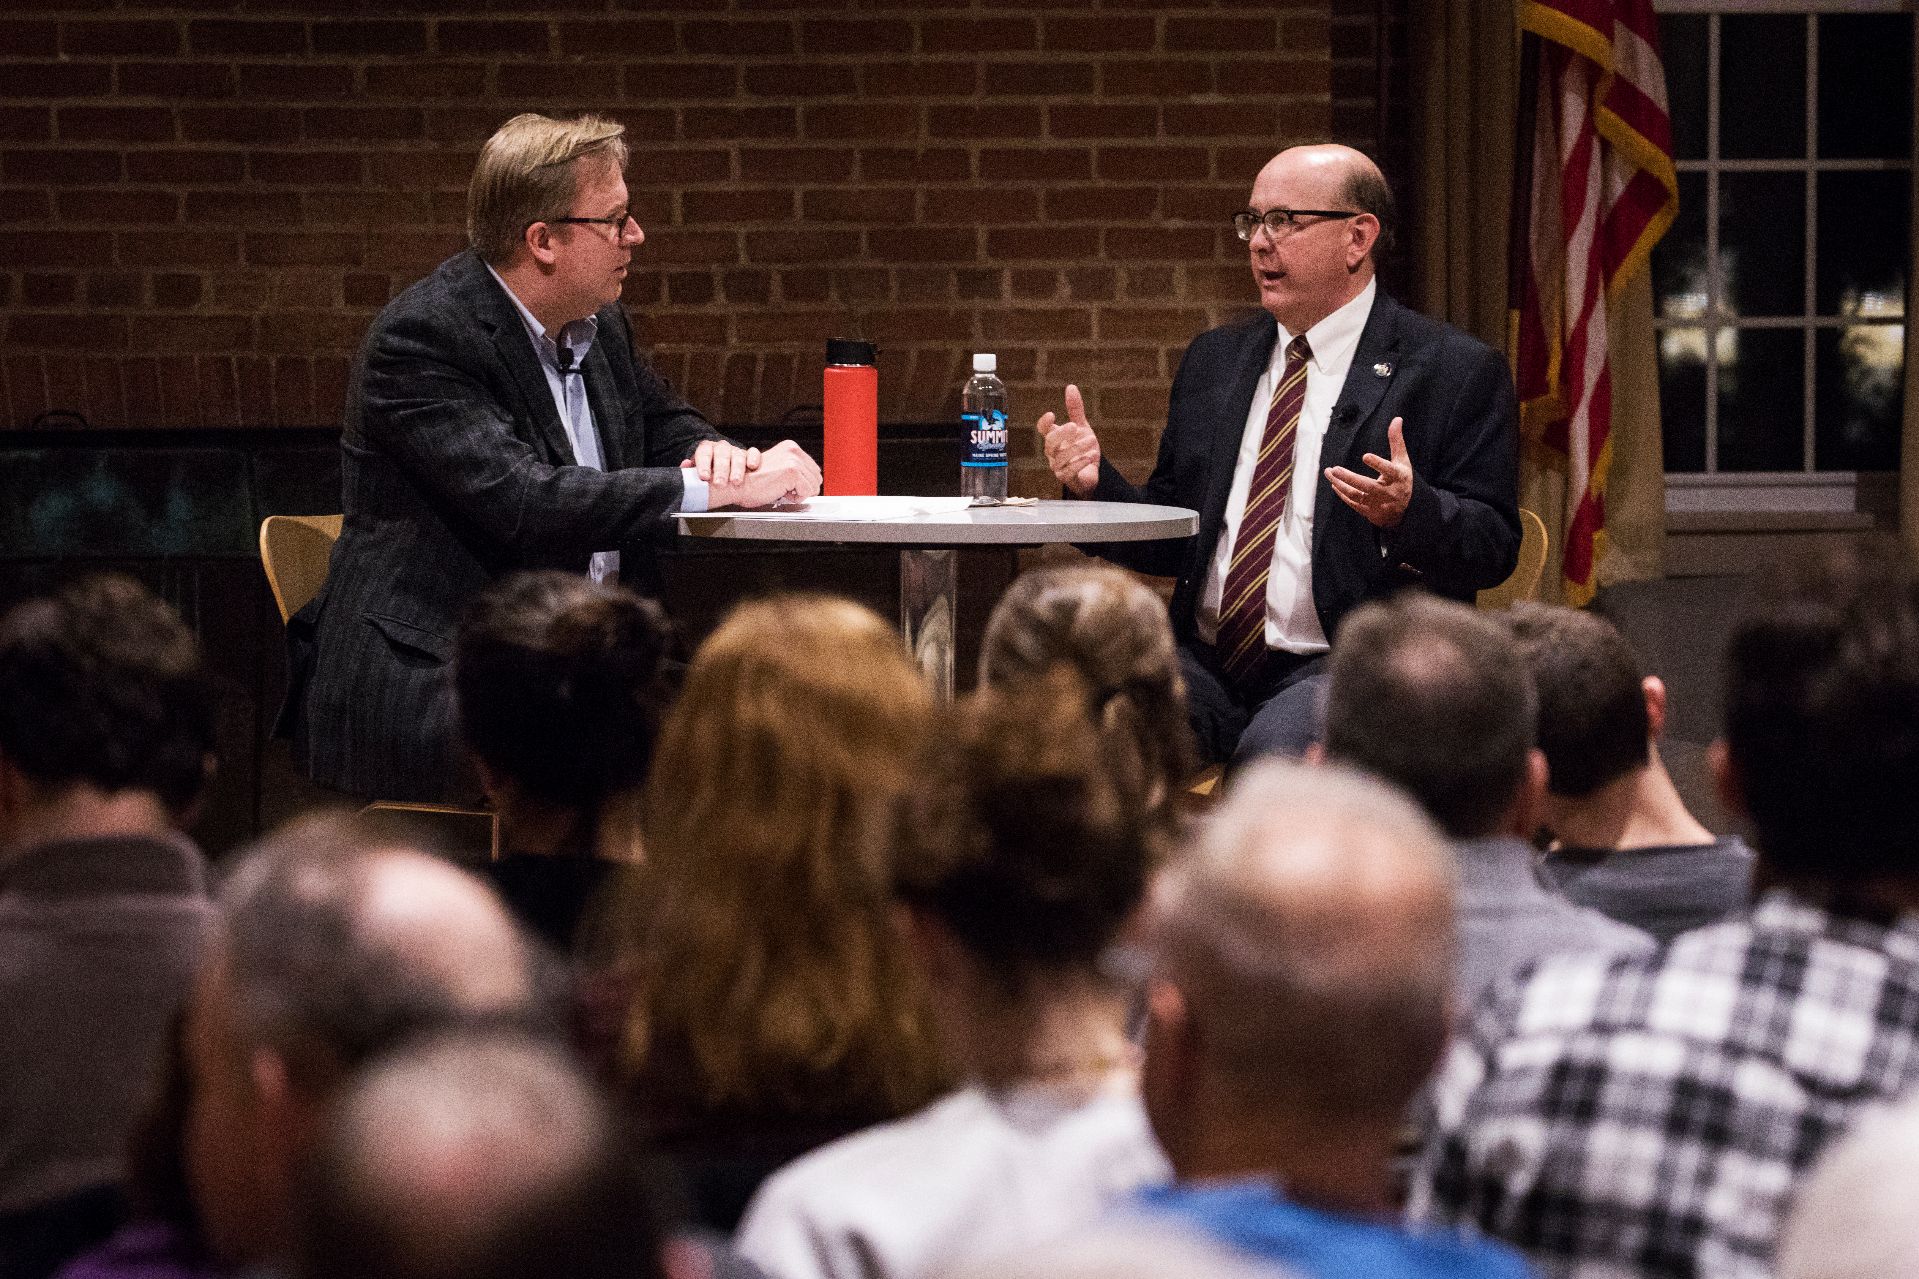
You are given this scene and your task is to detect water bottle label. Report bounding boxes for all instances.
[962,410,1008,467]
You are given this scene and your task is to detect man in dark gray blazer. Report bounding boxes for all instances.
[1036,145,1519,764]
[291,113,820,802]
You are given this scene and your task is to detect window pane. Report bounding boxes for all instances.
[1721,170,1806,318]
[1659,328,1707,473]
[1655,171,1709,321]
[1818,15,1914,161]
[1721,15,1807,160]
[1662,14,1708,162]
[1815,170,1909,319]
[1717,328,1805,472]
[1815,325,1904,472]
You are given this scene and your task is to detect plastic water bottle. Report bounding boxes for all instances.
[961,353,1009,502]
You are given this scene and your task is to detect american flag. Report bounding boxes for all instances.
[1510,0,1679,604]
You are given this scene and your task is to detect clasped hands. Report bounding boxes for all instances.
[686,438,822,509]
[1037,383,1414,530]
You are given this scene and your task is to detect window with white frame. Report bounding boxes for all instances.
[1651,3,1911,498]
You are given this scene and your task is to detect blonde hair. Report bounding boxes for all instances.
[467,112,628,265]
[612,595,948,1119]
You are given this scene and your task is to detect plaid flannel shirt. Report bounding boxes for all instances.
[1408,890,1919,1279]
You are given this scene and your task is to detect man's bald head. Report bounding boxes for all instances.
[1255,144,1395,257]
[1147,760,1454,1128]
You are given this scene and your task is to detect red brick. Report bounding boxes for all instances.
[59,107,174,143]
[5,313,128,350]
[741,229,859,264]
[665,271,714,304]
[1218,58,1331,98]
[115,231,239,269]
[56,190,178,223]
[683,188,793,223]
[983,308,1091,341]
[743,64,857,97]
[0,63,113,99]
[152,273,202,308]
[633,312,728,347]
[736,146,851,183]
[188,21,307,56]
[895,267,950,302]
[1164,102,1277,138]
[1163,185,1250,223]
[245,232,362,267]
[1047,104,1157,139]
[272,356,313,424]
[259,313,371,350]
[1281,13,1331,51]
[497,63,620,100]
[862,62,977,98]
[1101,59,1213,97]
[0,189,50,222]
[132,314,252,353]
[633,149,731,183]
[860,148,969,182]
[681,21,795,56]
[979,149,1090,181]
[1102,227,1216,259]
[867,227,976,263]
[928,105,1040,139]
[798,20,912,55]
[604,109,677,144]
[117,63,233,100]
[206,271,271,310]
[984,63,1094,96]
[1098,306,1207,339]
[183,191,302,224]
[192,356,237,427]
[954,268,1003,300]
[62,20,182,56]
[621,271,664,306]
[232,354,272,426]
[156,355,198,426]
[252,150,363,185]
[179,107,301,145]
[343,273,389,307]
[1095,146,1207,181]
[802,188,914,223]
[23,273,76,306]
[1009,269,1057,299]
[556,22,675,57]
[0,230,113,269]
[305,107,424,142]
[985,226,1087,259]
[234,63,357,100]
[311,21,428,56]
[82,357,126,427]
[5,356,49,427]
[1165,17,1276,52]
[363,62,488,100]
[305,192,429,224]
[638,228,740,266]
[626,63,737,99]
[436,21,548,56]
[1043,185,1158,220]
[1064,265,1118,301]
[313,356,352,427]
[0,22,59,57]
[722,269,771,304]
[45,357,87,420]
[926,187,1039,223]
[1042,16,1156,52]
[1120,266,1176,298]
[0,108,53,142]
[922,18,1037,53]
[682,107,796,141]
[803,104,918,141]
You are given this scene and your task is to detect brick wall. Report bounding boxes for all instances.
[1,2,1353,489]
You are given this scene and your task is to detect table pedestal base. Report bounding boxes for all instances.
[900,548,956,699]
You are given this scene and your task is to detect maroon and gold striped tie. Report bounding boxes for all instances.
[1216,335,1311,687]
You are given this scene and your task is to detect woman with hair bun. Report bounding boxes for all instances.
[735,671,1169,1279]
[453,570,674,951]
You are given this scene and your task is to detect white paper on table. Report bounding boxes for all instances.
[674,496,977,522]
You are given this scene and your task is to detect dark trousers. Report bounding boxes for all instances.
[1180,639,1330,768]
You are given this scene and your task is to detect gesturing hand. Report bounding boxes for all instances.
[1035,384,1102,497]
[1326,418,1413,529]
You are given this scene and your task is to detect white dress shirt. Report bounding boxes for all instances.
[1197,278,1377,655]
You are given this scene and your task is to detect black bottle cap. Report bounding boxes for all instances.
[826,338,877,366]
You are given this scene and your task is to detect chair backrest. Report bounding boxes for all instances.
[259,514,343,624]
[1477,508,1550,610]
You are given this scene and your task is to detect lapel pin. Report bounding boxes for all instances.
[1373,362,1393,377]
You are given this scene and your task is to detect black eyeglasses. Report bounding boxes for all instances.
[542,212,636,236]
[1232,208,1360,241]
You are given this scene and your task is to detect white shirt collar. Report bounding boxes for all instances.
[484,263,599,366]
[1277,275,1376,375]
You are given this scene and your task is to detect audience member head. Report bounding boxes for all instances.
[1775,1092,1919,1279]
[1140,760,1454,1201]
[1507,603,1654,797]
[294,1028,670,1279]
[1323,593,1542,839]
[455,570,675,853]
[182,812,548,1268]
[0,573,217,840]
[1718,541,1919,894]
[618,595,946,1120]
[894,672,1154,1080]
[468,112,627,266]
[979,564,1196,814]
[941,1223,1295,1279]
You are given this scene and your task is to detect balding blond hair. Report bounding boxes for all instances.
[468,113,628,265]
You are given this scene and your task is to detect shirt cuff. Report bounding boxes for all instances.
[679,468,710,513]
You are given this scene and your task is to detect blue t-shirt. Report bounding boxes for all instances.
[1132,1180,1536,1279]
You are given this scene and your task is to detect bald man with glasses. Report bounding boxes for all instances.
[1037,144,1520,767]
[288,112,821,804]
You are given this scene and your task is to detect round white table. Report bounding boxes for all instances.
[677,498,1197,695]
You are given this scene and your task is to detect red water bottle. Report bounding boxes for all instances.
[823,338,878,497]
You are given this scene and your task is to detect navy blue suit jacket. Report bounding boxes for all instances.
[1084,291,1521,644]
